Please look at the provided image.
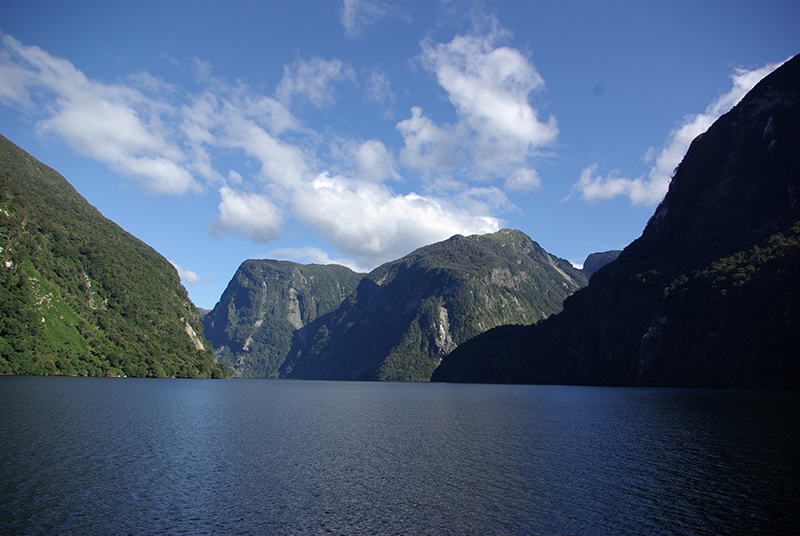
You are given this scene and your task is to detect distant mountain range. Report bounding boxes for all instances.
[0,135,227,378]
[433,54,800,389]
[204,229,599,380]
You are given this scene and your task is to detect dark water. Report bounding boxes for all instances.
[1,377,798,535]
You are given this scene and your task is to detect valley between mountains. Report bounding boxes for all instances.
[202,230,609,381]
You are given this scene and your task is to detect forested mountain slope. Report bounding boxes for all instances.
[0,135,227,378]
[433,54,800,388]
[202,260,363,377]
[282,229,587,381]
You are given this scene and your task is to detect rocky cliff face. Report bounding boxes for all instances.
[282,229,587,381]
[0,135,226,378]
[204,229,586,381]
[581,250,621,279]
[433,55,800,388]
[202,260,363,377]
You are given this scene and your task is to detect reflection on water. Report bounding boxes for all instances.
[1,377,798,535]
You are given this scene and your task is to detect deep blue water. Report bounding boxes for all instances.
[1,377,798,535]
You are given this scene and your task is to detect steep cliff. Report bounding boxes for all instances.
[433,55,800,388]
[283,229,586,381]
[581,250,621,279]
[202,260,363,377]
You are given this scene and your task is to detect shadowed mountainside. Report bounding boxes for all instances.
[433,54,800,389]
[204,229,588,380]
[282,229,587,381]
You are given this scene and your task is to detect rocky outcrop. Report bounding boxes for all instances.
[581,250,621,279]
[202,260,363,377]
[282,229,587,381]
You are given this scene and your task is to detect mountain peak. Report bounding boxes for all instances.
[433,55,800,388]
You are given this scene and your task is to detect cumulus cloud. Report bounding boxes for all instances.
[276,56,356,108]
[292,173,501,268]
[0,33,509,270]
[504,167,541,192]
[569,164,657,204]
[569,60,787,205]
[397,106,464,172]
[398,26,557,182]
[330,138,400,182]
[180,88,308,188]
[212,186,284,243]
[0,34,202,195]
[355,139,400,181]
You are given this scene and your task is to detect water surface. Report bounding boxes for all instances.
[1,377,798,535]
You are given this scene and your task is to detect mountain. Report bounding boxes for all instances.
[0,134,228,378]
[201,260,363,377]
[581,250,621,279]
[432,54,800,389]
[282,229,587,381]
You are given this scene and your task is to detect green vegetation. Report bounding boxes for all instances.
[0,134,229,378]
[433,55,800,388]
[203,228,586,381]
[284,229,587,381]
[202,260,363,377]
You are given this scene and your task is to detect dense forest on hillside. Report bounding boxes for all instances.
[203,260,363,378]
[0,135,228,378]
[433,54,800,388]
[282,229,587,381]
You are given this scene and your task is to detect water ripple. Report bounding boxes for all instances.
[1,378,798,535]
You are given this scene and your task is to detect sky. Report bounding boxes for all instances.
[0,1,798,310]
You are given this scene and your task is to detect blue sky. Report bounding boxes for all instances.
[1,1,797,309]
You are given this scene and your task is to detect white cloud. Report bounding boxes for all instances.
[330,138,400,182]
[398,27,557,182]
[180,88,308,188]
[223,115,308,187]
[340,0,397,37]
[0,33,509,270]
[396,106,464,172]
[170,261,207,285]
[126,71,176,95]
[173,57,503,263]
[364,67,396,119]
[569,164,657,204]
[276,56,356,108]
[264,247,367,273]
[364,68,394,104]
[0,34,202,195]
[191,57,213,81]
[356,139,400,181]
[292,173,501,268]
[504,167,541,192]
[212,186,284,243]
[569,60,787,205]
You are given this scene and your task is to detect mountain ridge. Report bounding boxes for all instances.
[202,259,363,378]
[432,54,800,388]
[285,229,588,381]
[0,134,228,378]
[206,228,588,381]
